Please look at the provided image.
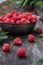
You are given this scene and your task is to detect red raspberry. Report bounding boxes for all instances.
[17,14,23,20]
[2,16,8,21]
[2,43,10,52]
[11,10,17,15]
[17,13,26,19]
[16,20,20,24]
[21,13,27,18]
[26,19,30,23]
[1,15,5,21]
[20,18,26,23]
[32,15,37,21]
[6,13,12,18]
[13,14,17,21]
[17,12,22,15]
[13,38,22,45]
[5,18,11,23]
[11,19,14,24]
[25,12,32,17]
[23,19,30,23]
[0,17,3,21]
[36,28,42,34]
[25,20,30,23]
[28,34,35,42]
[17,48,26,57]
[28,16,32,21]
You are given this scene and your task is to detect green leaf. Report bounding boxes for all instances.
[39,34,43,38]
[41,38,43,41]
[21,0,28,7]
[0,31,8,36]
[0,35,8,40]
[36,2,43,6]
[14,0,23,4]
[31,56,43,65]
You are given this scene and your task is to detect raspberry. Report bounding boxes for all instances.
[6,13,12,18]
[11,19,14,24]
[20,18,26,23]
[17,14,23,20]
[36,28,42,34]
[0,17,3,21]
[17,12,22,15]
[28,34,35,42]
[13,38,22,45]
[13,14,17,21]
[25,12,32,17]
[32,15,37,21]
[21,13,27,18]
[28,16,32,21]
[1,15,5,21]
[25,19,30,23]
[5,18,11,23]
[0,11,38,24]
[2,43,10,52]
[11,10,17,15]
[18,13,26,19]
[2,16,8,21]
[17,48,26,57]
[16,20,20,24]
[25,19,29,22]
[23,19,30,23]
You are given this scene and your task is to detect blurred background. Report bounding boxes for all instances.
[0,0,43,17]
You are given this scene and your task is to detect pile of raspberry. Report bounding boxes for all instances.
[0,10,37,24]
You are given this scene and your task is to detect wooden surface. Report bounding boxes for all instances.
[0,21,43,65]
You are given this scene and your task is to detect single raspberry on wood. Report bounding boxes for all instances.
[36,28,42,34]
[2,43,10,52]
[28,34,35,42]
[16,48,26,57]
[13,38,22,45]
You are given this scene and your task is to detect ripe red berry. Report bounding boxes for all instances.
[2,43,10,52]
[36,28,42,34]
[17,14,23,20]
[17,12,22,15]
[13,15,17,21]
[24,19,30,23]
[28,34,35,42]
[5,18,11,23]
[17,48,26,57]
[21,13,27,18]
[6,13,12,18]
[28,16,32,21]
[25,12,32,17]
[20,18,26,23]
[0,11,38,24]
[13,38,22,45]
[11,10,17,15]
[32,15,37,21]
[0,17,3,21]
[11,19,14,24]
[16,20,20,24]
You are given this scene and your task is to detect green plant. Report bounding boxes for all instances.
[39,34,43,41]
[31,56,43,65]
[0,31,8,40]
[13,0,43,7]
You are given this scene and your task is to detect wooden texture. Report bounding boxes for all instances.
[0,21,43,65]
